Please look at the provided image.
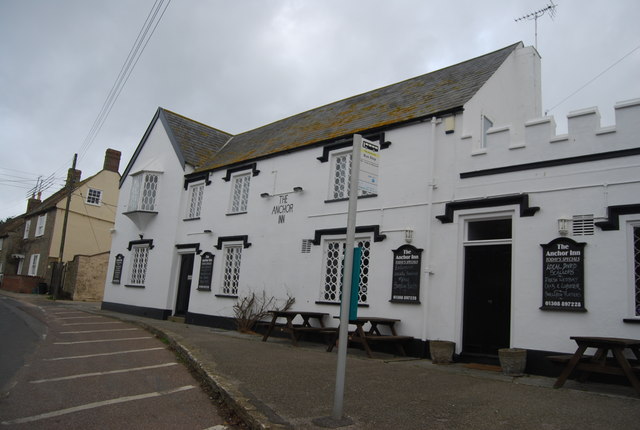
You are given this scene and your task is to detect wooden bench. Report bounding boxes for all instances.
[261,310,331,346]
[552,337,640,396]
[328,317,413,358]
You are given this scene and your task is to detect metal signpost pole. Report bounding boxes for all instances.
[331,134,362,421]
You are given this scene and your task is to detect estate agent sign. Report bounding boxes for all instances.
[540,237,586,311]
[390,244,422,303]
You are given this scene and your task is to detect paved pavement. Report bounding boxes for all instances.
[3,290,639,430]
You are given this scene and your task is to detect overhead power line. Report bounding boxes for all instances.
[77,0,172,163]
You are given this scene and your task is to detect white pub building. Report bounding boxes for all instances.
[102,42,640,374]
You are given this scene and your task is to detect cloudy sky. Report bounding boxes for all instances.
[1,0,639,221]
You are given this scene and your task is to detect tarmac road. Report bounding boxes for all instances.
[0,295,47,393]
[0,297,234,429]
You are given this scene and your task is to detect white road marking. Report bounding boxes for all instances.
[59,328,139,334]
[44,347,165,361]
[54,316,105,320]
[49,312,87,315]
[1,385,195,425]
[62,322,124,326]
[30,362,178,383]
[54,336,152,345]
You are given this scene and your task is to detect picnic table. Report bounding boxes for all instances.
[328,316,413,358]
[261,310,337,346]
[550,336,640,396]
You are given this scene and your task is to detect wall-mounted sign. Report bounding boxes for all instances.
[112,254,124,284]
[390,244,422,303]
[540,237,586,311]
[198,252,214,290]
[271,194,295,224]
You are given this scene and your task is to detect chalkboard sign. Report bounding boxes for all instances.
[540,238,586,311]
[390,245,422,303]
[112,254,124,284]
[198,252,214,290]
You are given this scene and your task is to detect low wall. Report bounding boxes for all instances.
[1,275,46,294]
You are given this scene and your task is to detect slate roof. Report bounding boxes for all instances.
[161,109,233,169]
[194,42,521,172]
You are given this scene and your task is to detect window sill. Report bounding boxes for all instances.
[124,284,145,288]
[183,217,201,222]
[324,194,377,204]
[315,301,369,307]
[215,294,238,299]
[226,211,247,216]
[623,318,640,324]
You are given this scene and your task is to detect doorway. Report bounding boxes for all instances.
[462,218,512,356]
[175,253,194,316]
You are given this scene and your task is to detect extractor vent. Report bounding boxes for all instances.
[301,239,312,254]
[572,214,595,236]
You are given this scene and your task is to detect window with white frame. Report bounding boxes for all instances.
[221,244,242,295]
[186,182,204,219]
[229,173,250,214]
[321,237,371,304]
[35,214,47,237]
[128,172,159,212]
[86,188,102,205]
[28,254,40,276]
[23,219,31,239]
[129,244,150,286]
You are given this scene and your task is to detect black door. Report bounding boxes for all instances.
[175,254,194,316]
[462,244,512,355]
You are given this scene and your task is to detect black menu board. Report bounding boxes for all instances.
[198,252,214,290]
[540,237,586,311]
[390,245,422,303]
[112,254,124,284]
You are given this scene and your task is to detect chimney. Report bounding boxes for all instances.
[66,168,81,186]
[27,195,41,212]
[103,148,121,173]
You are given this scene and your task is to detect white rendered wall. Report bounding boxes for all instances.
[103,121,186,311]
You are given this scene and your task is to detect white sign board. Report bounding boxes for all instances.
[358,138,380,195]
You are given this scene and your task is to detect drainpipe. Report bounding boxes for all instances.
[421,117,440,342]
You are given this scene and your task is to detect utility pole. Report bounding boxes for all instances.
[53,153,77,299]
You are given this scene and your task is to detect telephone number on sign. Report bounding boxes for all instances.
[544,301,582,307]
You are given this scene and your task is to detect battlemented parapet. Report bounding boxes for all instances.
[459,98,640,175]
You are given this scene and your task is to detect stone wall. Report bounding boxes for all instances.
[63,252,109,301]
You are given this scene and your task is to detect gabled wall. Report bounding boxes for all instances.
[104,118,188,311]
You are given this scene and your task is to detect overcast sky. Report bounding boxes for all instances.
[1,0,639,221]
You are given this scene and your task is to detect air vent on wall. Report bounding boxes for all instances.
[301,239,312,254]
[572,214,595,236]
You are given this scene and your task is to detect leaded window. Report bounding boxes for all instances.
[128,172,159,212]
[321,238,371,304]
[222,245,242,295]
[129,245,150,286]
[186,183,204,219]
[332,152,351,200]
[230,174,250,213]
[634,226,640,316]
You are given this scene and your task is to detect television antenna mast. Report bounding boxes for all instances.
[515,1,557,50]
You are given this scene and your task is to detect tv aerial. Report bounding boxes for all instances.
[515,1,557,50]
